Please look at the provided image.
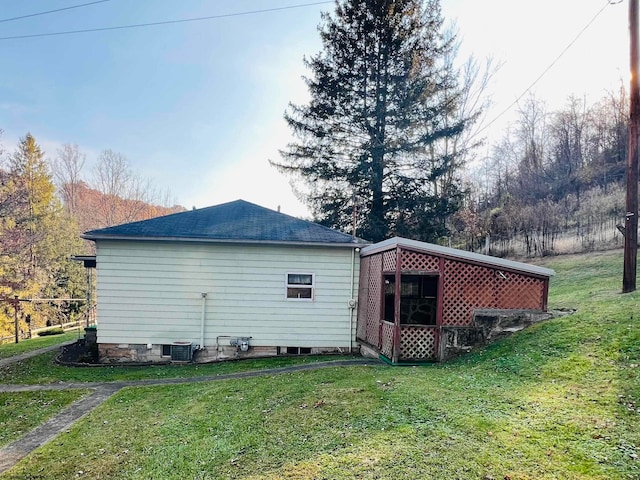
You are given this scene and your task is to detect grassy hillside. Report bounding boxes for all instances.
[2,250,639,479]
[0,331,79,360]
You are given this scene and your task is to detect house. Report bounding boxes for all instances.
[356,237,555,363]
[83,200,555,364]
[82,200,368,363]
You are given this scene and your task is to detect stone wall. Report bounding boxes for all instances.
[438,309,558,361]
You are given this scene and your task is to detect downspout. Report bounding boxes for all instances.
[349,248,356,353]
[200,292,207,348]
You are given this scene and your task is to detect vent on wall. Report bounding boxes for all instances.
[286,347,312,355]
[171,342,193,362]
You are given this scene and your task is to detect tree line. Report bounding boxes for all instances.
[0,132,183,340]
[275,0,629,258]
[455,88,628,257]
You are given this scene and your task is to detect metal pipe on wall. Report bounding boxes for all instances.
[200,292,207,348]
[349,248,355,353]
[348,247,360,353]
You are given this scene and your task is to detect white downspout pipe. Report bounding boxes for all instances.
[349,247,358,353]
[200,293,207,348]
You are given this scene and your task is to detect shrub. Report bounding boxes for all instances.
[38,328,65,337]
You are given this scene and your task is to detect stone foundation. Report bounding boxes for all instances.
[359,342,380,360]
[98,343,156,363]
[98,342,357,364]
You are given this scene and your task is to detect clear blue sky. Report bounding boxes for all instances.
[0,0,628,218]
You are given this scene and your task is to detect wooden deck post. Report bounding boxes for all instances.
[13,296,19,344]
[435,257,445,361]
[392,247,402,363]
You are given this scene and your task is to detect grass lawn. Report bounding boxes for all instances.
[0,330,80,360]
[1,250,639,479]
[0,390,90,449]
[0,353,357,385]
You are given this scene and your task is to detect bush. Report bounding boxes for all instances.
[38,328,65,337]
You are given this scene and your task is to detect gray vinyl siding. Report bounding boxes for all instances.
[95,241,359,348]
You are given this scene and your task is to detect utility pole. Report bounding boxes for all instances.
[624,0,639,293]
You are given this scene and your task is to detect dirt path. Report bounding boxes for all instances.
[0,358,377,474]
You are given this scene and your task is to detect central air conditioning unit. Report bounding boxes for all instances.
[170,341,193,362]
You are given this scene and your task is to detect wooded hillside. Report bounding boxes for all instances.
[452,87,629,257]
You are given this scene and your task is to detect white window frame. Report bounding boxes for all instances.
[285,272,315,301]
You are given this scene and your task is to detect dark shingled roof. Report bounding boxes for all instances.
[82,199,366,246]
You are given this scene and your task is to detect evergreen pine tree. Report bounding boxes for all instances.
[0,134,85,335]
[273,0,470,242]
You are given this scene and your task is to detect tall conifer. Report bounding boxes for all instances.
[274,0,469,241]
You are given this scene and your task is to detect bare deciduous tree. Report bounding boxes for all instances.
[460,84,630,256]
[91,149,175,227]
[52,143,85,215]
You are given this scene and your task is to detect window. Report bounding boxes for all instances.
[286,272,314,300]
[161,344,171,357]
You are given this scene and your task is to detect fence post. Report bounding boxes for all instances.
[13,296,19,344]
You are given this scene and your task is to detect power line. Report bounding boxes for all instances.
[0,0,111,24]
[475,0,615,139]
[0,1,332,41]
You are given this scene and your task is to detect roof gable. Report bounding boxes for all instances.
[82,199,366,246]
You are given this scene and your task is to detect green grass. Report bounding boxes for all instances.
[0,330,80,360]
[0,390,90,448]
[2,249,639,479]
[0,354,357,385]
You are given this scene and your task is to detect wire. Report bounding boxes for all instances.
[0,0,111,24]
[475,0,615,138]
[0,1,332,41]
